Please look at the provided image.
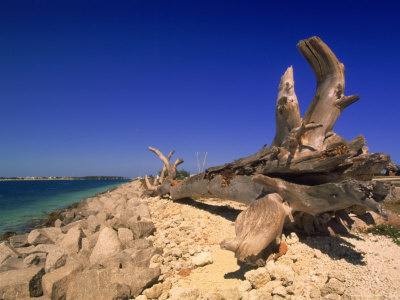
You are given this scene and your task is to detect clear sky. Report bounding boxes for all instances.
[1,0,399,178]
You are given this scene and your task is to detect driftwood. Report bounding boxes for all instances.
[143,147,183,196]
[145,37,392,264]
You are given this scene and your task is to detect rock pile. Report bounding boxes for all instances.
[0,181,161,300]
[1,180,400,299]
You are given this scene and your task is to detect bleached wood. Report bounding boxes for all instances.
[296,37,360,151]
[159,151,175,184]
[220,193,292,264]
[146,36,391,264]
[271,66,301,149]
[148,146,183,180]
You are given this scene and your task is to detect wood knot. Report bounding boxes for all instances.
[320,145,348,159]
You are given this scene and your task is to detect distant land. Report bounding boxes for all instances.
[0,176,132,181]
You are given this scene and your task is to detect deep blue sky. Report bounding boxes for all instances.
[1,1,399,177]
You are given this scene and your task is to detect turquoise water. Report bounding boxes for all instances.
[0,180,130,235]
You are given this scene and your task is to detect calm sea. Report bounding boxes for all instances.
[0,179,130,235]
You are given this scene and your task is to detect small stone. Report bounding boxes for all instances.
[328,270,345,282]
[239,280,252,292]
[263,280,283,294]
[135,295,148,300]
[310,286,321,298]
[324,294,341,300]
[272,285,287,297]
[143,283,163,299]
[204,292,223,300]
[321,278,345,296]
[191,252,213,267]
[248,289,272,300]
[171,247,183,258]
[218,287,241,300]
[179,268,191,277]
[314,249,322,259]
[169,286,200,300]
[245,267,271,289]
[268,264,295,285]
[286,232,299,245]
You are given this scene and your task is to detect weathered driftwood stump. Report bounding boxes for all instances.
[145,37,392,265]
[143,147,183,196]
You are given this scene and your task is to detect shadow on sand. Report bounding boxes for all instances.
[170,197,367,268]
[172,197,242,222]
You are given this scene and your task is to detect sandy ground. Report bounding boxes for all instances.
[142,192,400,299]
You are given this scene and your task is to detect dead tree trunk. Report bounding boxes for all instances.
[143,147,184,196]
[147,37,391,264]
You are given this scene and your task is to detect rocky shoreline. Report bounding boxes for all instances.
[1,180,399,299]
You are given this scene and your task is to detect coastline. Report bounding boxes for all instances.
[0,176,131,181]
[0,179,131,239]
[1,180,400,299]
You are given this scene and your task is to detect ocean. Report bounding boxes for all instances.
[0,179,130,235]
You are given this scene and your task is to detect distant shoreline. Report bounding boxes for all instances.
[0,179,132,237]
[0,176,132,181]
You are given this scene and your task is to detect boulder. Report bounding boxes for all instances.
[45,247,66,272]
[104,239,162,269]
[61,220,86,234]
[130,201,151,220]
[9,234,29,248]
[0,267,44,299]
[28,244,60,255]
[89,227,122,265]
[23,253,47,267]
[60,226,84,253]
[128,219,156,239]
[191,252,213,267]
[87,215,101,232]
[0,256,24,271]
[66,266,160,299]
[42,262,83,300]
[29,268,46,297]
[0,241,20,264]
[15,245,36,258]
[118,228,134,247]
[244,267,271,289]
[86,197,104,212]
[61,210,76,226]
[80,231,99,255]
[54,219,62,228]
[27,229,53,245]
[40,227,63,243]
